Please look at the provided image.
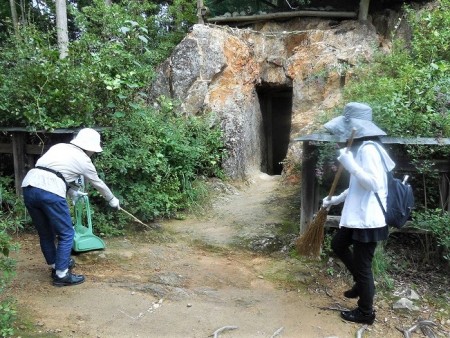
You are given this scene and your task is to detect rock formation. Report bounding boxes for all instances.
[148,15,401,180]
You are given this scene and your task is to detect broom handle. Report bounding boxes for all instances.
[327,128,357,199]
[119,207,148,227]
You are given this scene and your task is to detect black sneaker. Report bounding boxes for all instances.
[51,257,76,279]
[343,285,358,298]
[341,308,375,325]
[53,272,85,287]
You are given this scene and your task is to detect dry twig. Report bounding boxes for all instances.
[356,325,368,338]
[212,325,238,338]
[270,327,284,338]
[318,303,350,312]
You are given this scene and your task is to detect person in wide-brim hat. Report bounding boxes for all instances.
[321,102,394,326]
[324,102,387,139]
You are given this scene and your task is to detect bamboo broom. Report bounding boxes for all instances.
[119,207,159,230]
[296,128,356,257]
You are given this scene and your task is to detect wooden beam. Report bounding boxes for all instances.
[325,216,430,234]
[12,133,26,196]
[295,133,450,145]
[208,11,357,24]
[0,143,49,155]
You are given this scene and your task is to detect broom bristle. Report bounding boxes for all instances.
[295,207,328,257]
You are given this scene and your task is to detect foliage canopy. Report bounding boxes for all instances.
[0,0,223,227]
[343,0,450,138]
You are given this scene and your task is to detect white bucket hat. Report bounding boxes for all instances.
[70,128,103,153]
[324,102,386,139]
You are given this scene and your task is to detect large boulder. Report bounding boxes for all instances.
[148,18,381,179]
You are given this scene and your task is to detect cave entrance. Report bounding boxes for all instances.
[257,87,293,175]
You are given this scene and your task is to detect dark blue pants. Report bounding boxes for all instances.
[23,186,74,272]
[331,227,377,313]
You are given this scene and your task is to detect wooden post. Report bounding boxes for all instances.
[197,0,205,24]
[12,132,26,196]
[300,141,317,234]
[358,0,370,21]
[267,96,274,175]
[439,173,450,212]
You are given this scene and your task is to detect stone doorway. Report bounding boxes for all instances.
[257,87,293,175]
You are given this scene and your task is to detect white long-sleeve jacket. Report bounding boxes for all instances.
[339,141,395,229]
[22,143,115,201]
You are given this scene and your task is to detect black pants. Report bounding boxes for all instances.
[331,227,377,313]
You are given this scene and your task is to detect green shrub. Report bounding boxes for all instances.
[344,0,450,138]
[410,209,450,262]
[0,179,20,338]
[91,102,225,228]
[0,299,16,338]
[0,0,189,130]
[372,243,394,290]
[0,0,224,233]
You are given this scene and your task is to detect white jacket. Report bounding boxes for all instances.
[22,143,115,201]
[339,141,395,229]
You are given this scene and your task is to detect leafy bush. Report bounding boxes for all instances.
[410,209,450,262]
[0,0,190,130]
[0,179,19,337]
[0,1,224,233]
[344,0,450,138]
[93,101,225,225]
[372,243,394,289]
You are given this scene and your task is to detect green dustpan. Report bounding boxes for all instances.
[73,194,105,252]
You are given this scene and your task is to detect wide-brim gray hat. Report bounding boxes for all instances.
[324,102,386,139]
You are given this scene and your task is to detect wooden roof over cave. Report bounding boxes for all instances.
[198,0,418,25]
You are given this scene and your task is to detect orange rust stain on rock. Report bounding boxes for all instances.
[208,36,259,106]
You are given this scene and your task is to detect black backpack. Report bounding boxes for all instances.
[372,144,415,228]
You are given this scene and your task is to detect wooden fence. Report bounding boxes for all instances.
[295,133,450,234]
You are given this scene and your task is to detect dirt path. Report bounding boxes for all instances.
[8,174,430,337]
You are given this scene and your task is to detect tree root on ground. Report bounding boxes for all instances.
[356,324,368,338]
[396,319,448,338]
[270,326,284,338]
[211,325,238,338]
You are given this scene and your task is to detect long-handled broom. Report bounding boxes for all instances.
[119,207,160,230]
[296,128,356,257]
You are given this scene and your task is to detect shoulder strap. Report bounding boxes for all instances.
[365,142,388,173]
[365,143,388,216]
[35,166,70,191]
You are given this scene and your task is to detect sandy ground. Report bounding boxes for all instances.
[7,173,448,338]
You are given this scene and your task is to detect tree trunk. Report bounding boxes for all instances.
[55,0,69,59]
[9,0,19,35]
[197,0,204,24]
[358,0,370,21]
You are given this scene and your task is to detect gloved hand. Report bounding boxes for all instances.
[322,190,347,208]
[323,196,341,208]
[70,190,87,205]
[109,197,120,209]
[337,148,359,174]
